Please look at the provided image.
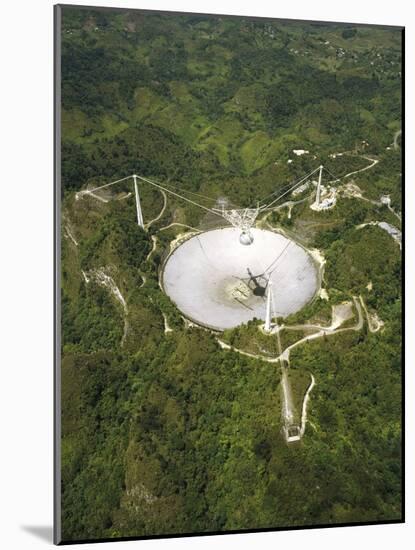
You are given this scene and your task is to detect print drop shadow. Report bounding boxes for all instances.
[21,525,53,543]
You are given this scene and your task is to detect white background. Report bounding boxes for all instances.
[0,0,412,548]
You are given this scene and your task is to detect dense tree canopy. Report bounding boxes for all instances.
[60,6,402,543]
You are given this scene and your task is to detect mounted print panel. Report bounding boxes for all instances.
[54,4,403,544]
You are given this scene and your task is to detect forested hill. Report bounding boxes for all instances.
[61,9,401,205]
[60,7,402,543]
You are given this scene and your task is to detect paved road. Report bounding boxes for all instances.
[145,235,158,262]
[145,190,167,229]
[216,296,363,364]
[341,155,379,179]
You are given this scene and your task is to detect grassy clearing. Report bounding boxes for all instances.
[240,131,282,173]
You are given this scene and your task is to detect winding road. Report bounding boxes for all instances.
[145,190,167,229]
[145,235,158,262]
[341,155,379,180]
[216,297,364,441]
[217,297,363,365]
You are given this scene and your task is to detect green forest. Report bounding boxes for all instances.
[59,6,402,542]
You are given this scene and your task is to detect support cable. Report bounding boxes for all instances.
[322,165,342,183]
[257,169,316,206]
[134,175,224,220]
[79,175,134,194]
[79,165,327,226]
[260,167,321,211]
[154,179,219,203]
[263,241,292,276]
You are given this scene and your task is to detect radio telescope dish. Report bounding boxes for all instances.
[162,228,319,331]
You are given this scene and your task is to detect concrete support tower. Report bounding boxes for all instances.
[133,174,144,228]
[315,165,323,207]
[264,281,273,333]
